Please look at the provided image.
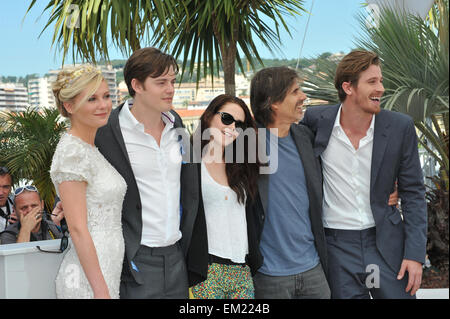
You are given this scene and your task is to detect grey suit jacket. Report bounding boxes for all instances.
[301,104,427,272]
[257,123,328,277]
[95,104,199,284]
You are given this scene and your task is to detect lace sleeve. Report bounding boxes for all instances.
[50,136,91,187]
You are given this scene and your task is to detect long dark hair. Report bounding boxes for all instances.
[194,94,259,205]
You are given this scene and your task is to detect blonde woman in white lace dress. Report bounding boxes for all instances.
[50,65,126,299]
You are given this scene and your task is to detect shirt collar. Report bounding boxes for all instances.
[333,104,344,130]
[161,111,175,128]
[367,113,375,136]
[119,99,140,130]
[334,103,376,136]
[119,99,175,130]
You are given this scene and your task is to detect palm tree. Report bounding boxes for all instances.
[303,1,449,180]
[26,0,306,95]
[0,108,68,211]
[152,0,307,95]
[356,2,449,178]
[301,57,340,104]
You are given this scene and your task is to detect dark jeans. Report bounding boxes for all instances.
[120,242,189,299]
[253,263,330,299]
[325,227,416,299]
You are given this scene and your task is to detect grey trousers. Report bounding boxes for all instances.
[253,263,331,299]
[120,242,189,299]
[325,227,416,299]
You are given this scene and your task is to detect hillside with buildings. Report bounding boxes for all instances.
[0,54,343,128]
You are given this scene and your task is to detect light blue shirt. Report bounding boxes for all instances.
[259,130,319,276]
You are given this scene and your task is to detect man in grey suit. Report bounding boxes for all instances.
[250,67,330,298]
[95,47,198,298]
[301,50,427,298]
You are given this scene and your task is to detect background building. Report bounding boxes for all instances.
[173,73,250,109]
[0,83,29,112]
[100,65,119,106]
[27,77,55,109]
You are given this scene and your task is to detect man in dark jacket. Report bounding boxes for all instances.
[249,66,330,299]
[301,50,426,299]
[95,47,198,299]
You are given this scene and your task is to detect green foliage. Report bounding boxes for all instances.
[356,1,449,178]
[301,57,340,104]
[426,172,449,270]
[356,5,448,124]
[26,0,175,63]
[303,1,449,180]
[152,0,306,94]
[26,0,306,95]
[0,108,68,211]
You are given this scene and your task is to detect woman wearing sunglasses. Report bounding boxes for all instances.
[186,94,263,299]
[50,65,127,299]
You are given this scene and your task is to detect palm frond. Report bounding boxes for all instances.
[303,2,449,175]
[0,108,68,211]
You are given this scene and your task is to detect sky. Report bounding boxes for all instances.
[0,0,369,77]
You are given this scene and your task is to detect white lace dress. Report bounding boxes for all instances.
[50,133,127,299]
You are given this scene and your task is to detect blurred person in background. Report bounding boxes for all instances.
[0,185,62,244]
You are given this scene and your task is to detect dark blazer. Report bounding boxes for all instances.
[256,123,328,278]
[95,104,199,284]
[186,163,264,287]
[301,104,427,272]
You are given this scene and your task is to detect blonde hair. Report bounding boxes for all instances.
[52,64,104,117]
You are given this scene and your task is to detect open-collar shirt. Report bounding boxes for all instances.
[119,100,182,247]
[321,104,376,230]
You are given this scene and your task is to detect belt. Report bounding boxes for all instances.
[139,241,181,256]
[208,254,246,266]
[324,227,376,239]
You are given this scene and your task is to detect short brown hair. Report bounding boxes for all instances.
[124,47,179,97]
[250,67,299,126]
[334,50,381,102]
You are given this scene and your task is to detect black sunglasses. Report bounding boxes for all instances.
[0,167,9,174]
[37,219,69,254]
[216,112,246,129]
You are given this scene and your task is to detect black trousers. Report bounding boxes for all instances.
[120,241,189,299]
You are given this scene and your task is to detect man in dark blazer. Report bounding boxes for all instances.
[95,47,199,298]
[0,167,17,230]
[301,50,427,299]
[249,66,330,299]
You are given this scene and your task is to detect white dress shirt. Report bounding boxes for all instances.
[119,100,182,247]
[321,105,376,230]
[201,161,249,263]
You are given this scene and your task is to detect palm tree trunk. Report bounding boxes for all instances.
[212,12,237,96]
[128,22,141,51]
[222,44,237,96]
